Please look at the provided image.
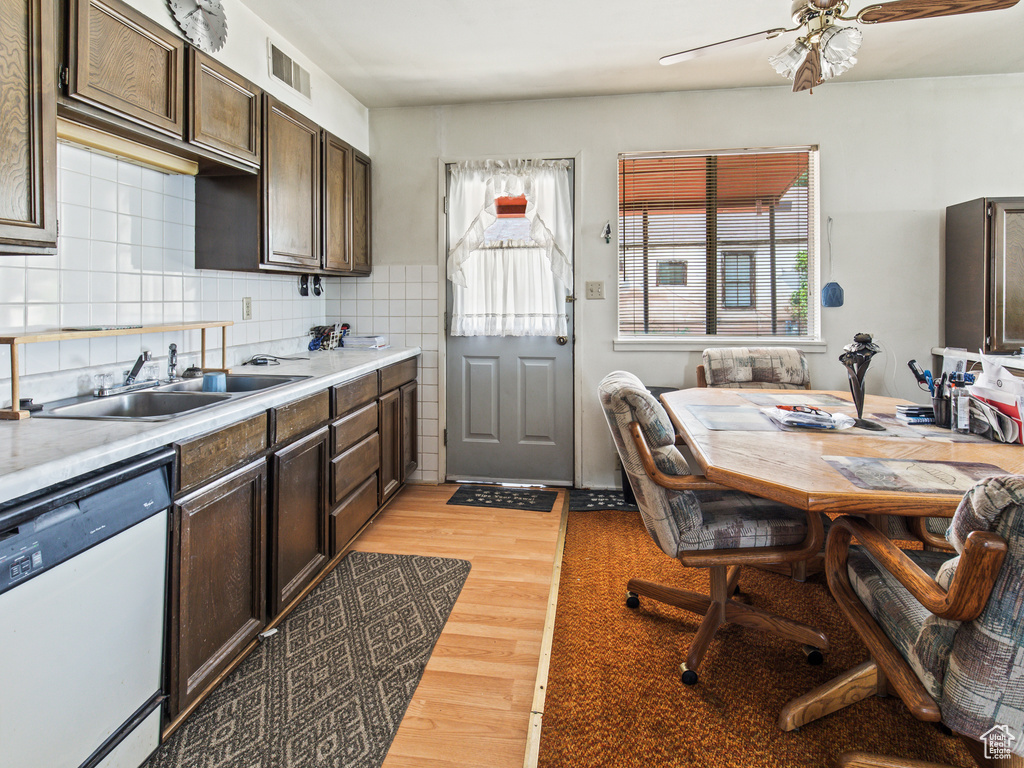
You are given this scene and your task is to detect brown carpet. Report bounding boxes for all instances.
[537,509,973,768]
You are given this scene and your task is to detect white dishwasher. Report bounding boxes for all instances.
[0,447,174,768]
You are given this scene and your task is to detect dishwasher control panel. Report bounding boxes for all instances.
[5,550,43,583]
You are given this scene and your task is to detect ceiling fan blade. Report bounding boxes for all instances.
[660,28,790,66]
[792,45,822,92]
[857,0,1020,24]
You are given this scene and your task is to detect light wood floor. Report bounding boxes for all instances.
[351,483,565,768]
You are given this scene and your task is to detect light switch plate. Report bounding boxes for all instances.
[242,297,252,320]
[585,281,605,300]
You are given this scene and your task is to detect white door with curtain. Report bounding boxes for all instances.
[445,159,574,486]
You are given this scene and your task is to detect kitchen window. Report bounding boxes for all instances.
[617,147,819,341]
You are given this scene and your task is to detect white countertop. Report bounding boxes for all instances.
[0,346,420,505]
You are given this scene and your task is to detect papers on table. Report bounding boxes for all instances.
[968,353,1024,444]
[761,406,856,431]
[824,456,1007,494]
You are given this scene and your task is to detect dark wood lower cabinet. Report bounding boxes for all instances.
[269,425,329,617]
[378,388,401,504]
[400,381,418,482]
[169,459,267,719]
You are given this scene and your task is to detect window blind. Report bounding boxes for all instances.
[618,148,818,339]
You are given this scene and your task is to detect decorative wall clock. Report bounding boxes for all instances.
[168,0,228,53]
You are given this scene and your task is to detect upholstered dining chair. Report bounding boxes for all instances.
[599,370,830,685]
[778,475,1024,767]
[698,346,811,389]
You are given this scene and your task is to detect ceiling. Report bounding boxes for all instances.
[240,0,1024,109]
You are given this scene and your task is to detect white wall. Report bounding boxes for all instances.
[126,0,369,151]
[368,73,1024,489]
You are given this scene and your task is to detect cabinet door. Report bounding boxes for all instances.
[400,381,418,482]
[263,96,320,271]
[322,130,352,273]
[170,459,267,718]
[991,201,1024,353]
[189,49,261,167]
[270,425,329,617]
[378,388,401,504]
[350,149,371,274]
[67,0,185,137]
[0,0,56,250]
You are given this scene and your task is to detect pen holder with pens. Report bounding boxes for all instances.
[931,395,950,429]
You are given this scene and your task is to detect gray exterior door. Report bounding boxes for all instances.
[444,163,574,486]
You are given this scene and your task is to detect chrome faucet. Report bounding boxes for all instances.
[124,351,152,385]
[168,343,178,381]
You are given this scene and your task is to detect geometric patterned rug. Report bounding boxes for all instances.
[446,484,559,512]
[568,488,639,512]
[145,551,471,768]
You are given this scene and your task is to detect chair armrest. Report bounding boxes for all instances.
[828,516,1006,622]
[628,421,729,492]
[696,364,708,388]
[629,420,825,565]
[907,517,956,552]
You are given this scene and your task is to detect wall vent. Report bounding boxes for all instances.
[268,41,311,100]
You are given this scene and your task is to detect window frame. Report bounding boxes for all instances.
[655,259,688,287]
[720,251,755,309]
[614,145,821,349]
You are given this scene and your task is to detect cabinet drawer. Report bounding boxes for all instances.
[331,401,378,456]
[379,358,417,393]
[333,372,378,416]
[331,432,380,506]
[273,390,330,445]
[329,474,377,556]
[175,413,268,494]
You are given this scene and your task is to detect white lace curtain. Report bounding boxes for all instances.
[447,160,572,337]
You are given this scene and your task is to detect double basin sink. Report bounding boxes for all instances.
[37,375,307,421]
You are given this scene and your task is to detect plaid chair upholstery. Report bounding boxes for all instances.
[844,476,1024,754]
[702,347,810,389]
[598,370,822,557]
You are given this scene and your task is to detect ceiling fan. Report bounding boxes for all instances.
[660,0,1021,93]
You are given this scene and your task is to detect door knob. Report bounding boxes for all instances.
[556,336,568,345]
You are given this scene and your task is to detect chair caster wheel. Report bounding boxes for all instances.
[802,645,824,666]
[680,664,698,686]
[625,591,640,609]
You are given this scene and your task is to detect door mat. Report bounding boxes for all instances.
[145,551,471,768]
[446,484,558,512]
[568,488,639,512]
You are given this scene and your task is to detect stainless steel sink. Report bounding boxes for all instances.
[39,391,232,421]
[35,374,309,421]
[154,374,305,394]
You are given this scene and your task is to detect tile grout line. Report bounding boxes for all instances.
[523,489,570,768]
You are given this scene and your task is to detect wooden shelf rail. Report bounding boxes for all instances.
[1,321,233,421]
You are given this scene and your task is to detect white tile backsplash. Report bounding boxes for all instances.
[0,144,341,409]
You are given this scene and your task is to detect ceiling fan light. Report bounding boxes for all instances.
[769,39,810,79]
[819,25,863,65]
[820,55,858,81]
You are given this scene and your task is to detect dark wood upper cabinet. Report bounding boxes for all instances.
[189,49,261,168]
[263,95,320,271]
[351,149,372,274]
[945,197,1024,353]
[66,0,185,138]
[170,459,267,719]
[321,130,351,273]
[0,0,57,252]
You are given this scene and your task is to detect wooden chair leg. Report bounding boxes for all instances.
[724,599,829,650]
[726,565,742,595]
[778,660,884,731]
[626,577,712,615]
[838,752,954,768]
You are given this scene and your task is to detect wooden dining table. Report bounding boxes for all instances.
[659,388,1024,519]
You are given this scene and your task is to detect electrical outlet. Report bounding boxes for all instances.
[242,297,252,321]
[585,281,605,300]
